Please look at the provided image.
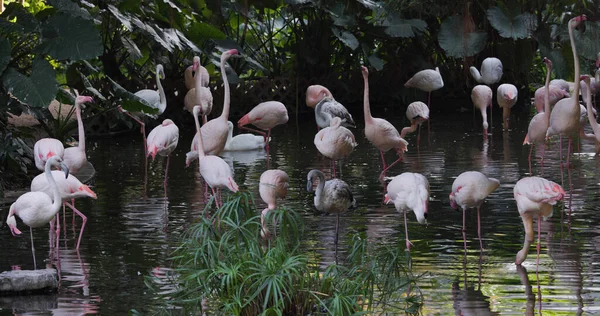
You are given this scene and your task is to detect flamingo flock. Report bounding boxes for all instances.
[6,15,600,278]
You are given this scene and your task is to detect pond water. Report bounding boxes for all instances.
[2,104,600,315]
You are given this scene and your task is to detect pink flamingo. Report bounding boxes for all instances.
[259,169,290,238]
[192,105,238,207]
[533,85,569,113]
[120,64,167,153]
[237,101,289,151]
[306,169,355,244]
[524,58,553,173]
[34,138,64,171]
[449,171,500,250]
[6,156,68,268]
[305,85,355,129]
[546,15,587,169]
[550,79,570,93]
[314,117,357,178]
[384,172,429,251]
[362,66,408,180]
[581,75,600,154]
[404,67,443,132]
[470,57,503,85]
[146,119,179,193]
[497,83,518,130]
[184,56,213,124]
[184,55,209,90]
[30,171,97,250]
[400,101,429,146]
[471,85,492,137]
[514,177,565,266]
[63,95,94,174]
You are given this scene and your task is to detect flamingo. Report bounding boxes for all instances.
[63,95,94,174]
[581,75,600,154]
[470,57,503,85]
[33,138,64,171]
[384,172,429,251]
[400,101,429,146]
[404,67,443,132]
[497,83,518,130]
[550,79,570,93]
[223,121,268,151]
[237,101,289,151]
[146,119,179,192]
[192,105,238,207]
[6,156,68,268]
[533,85,569,113]
[259,169,290,238]
[306,169,355,244]
[524,57,554,172]
[184,55,209,90]
[471,85,492,137]
[30,171,97,250]
[361,66,408,180]
[547,15,587,169]
[314,117,357,178]
[184,56,213,124]
[120,64,167,153]
[449,171,500,250]
[305,85,355,129]
[514,177,565,266]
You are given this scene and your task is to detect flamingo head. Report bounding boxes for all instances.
[162,119,174,126]
[383,194,391,204]
[552,183,566,201]
[361,66,369,77]
[571,14,587,28]
[79,185,98,199]
[75,95,94,107]
[193,105,201,118]
[156,64,165,80]
[6,216,22,236]
[542,57,552,68]
[580,75,591,87]
[449,192,458,210]
[192,56,200,71]
[221,49,239,62]
[329,117,342,128]
[596,52,600,68]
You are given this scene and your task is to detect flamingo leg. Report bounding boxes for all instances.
[536,214,541,273]
[124,112,147,154]
[541,142,546,175]
[331,159,337,178]
[211,187,219,208]
[265,129,272,152]
[65,202,87,250]
[379,152,403,180]
[427,91,431,134]
[462,210,467,252]
[559,135,563,168]
[71,198,76,227]
[334,214,340,245]
[30,227,37,269]
[528,145,533,175]
[379,150,387,170]
[404,208,411,251]
[477,206,483,251]
[417,124,422,147]
[164,155,170,196]
[566,137,572,169]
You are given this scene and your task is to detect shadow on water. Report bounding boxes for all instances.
[2,109,600,314]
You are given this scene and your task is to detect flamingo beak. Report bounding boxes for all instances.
[383,194,391,204]
[60,163,70,179]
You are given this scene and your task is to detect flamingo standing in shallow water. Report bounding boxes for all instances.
[120,64,167,153]
[404,67,443,132]
[63,95,94,175]
[34,138,64,172]
[305,85,355,129]
[6,156,68,268]
[238,101,289,151]
[362,66,408,180]
[314,117,357,178]
[533,84,569,113]
[306,169,355,244]
[146,119,179,193]
[497,83,518,130]
[524,58,554,173]
[184,56,213,124]
[193,105,239,207]
[400,101,429,147]
[384,172,429,251]
[31,171,97,249]
[471,85,493,138]
[449,171,500,251]
[514,176,565,266]
[546,15,587,169]
[259,169,289,238]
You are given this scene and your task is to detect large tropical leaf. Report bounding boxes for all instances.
[185,21,227,44]
[107,4,133,30]
[0,37,10,75]
[107,77,158,116]
[574,21,600,63]
[1,58,58,108]
[0,3,39,34]
[47,0,92,20]
[438,15,487,58]
[486,5,538,40]
[36,13,102,60]
[331,27,359,50]
[381,16,427,38]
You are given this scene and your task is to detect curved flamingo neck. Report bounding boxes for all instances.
[584,79,599,134]
[75,102,85,152]
[568,20,581,109]
[313,172,325,208]
[45,160,63,210]
[220,56,231,120]
[363,74,373,123]
[156,68,166,113]
[193,111,206,159]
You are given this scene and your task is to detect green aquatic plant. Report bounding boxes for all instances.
[147,191,423,315]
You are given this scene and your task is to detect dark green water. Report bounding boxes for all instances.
[2,106,600,315]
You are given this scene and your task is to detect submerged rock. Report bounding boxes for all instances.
[0,269,58,294]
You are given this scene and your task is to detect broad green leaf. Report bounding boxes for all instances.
[368,54,384,71]
[107,77,158,116]
[107,4,132,30]
[176,29,201,52]
[79,71,106,101]
[0,3,39,34]
[37,13,102,60]
[0,37,10,74]
[486,5,538,40]
[574,21,600,62]
[47,0,92,20]
[1,58,58,108]
[438,15,487,58]
[331,27,359,50]
[56,88,76,105]
[382,16,427,38]
[326,3,356,27]
[539,43,569,80]
[130,17,173,52]
[185,22,227,44]
[121,36,142,61]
